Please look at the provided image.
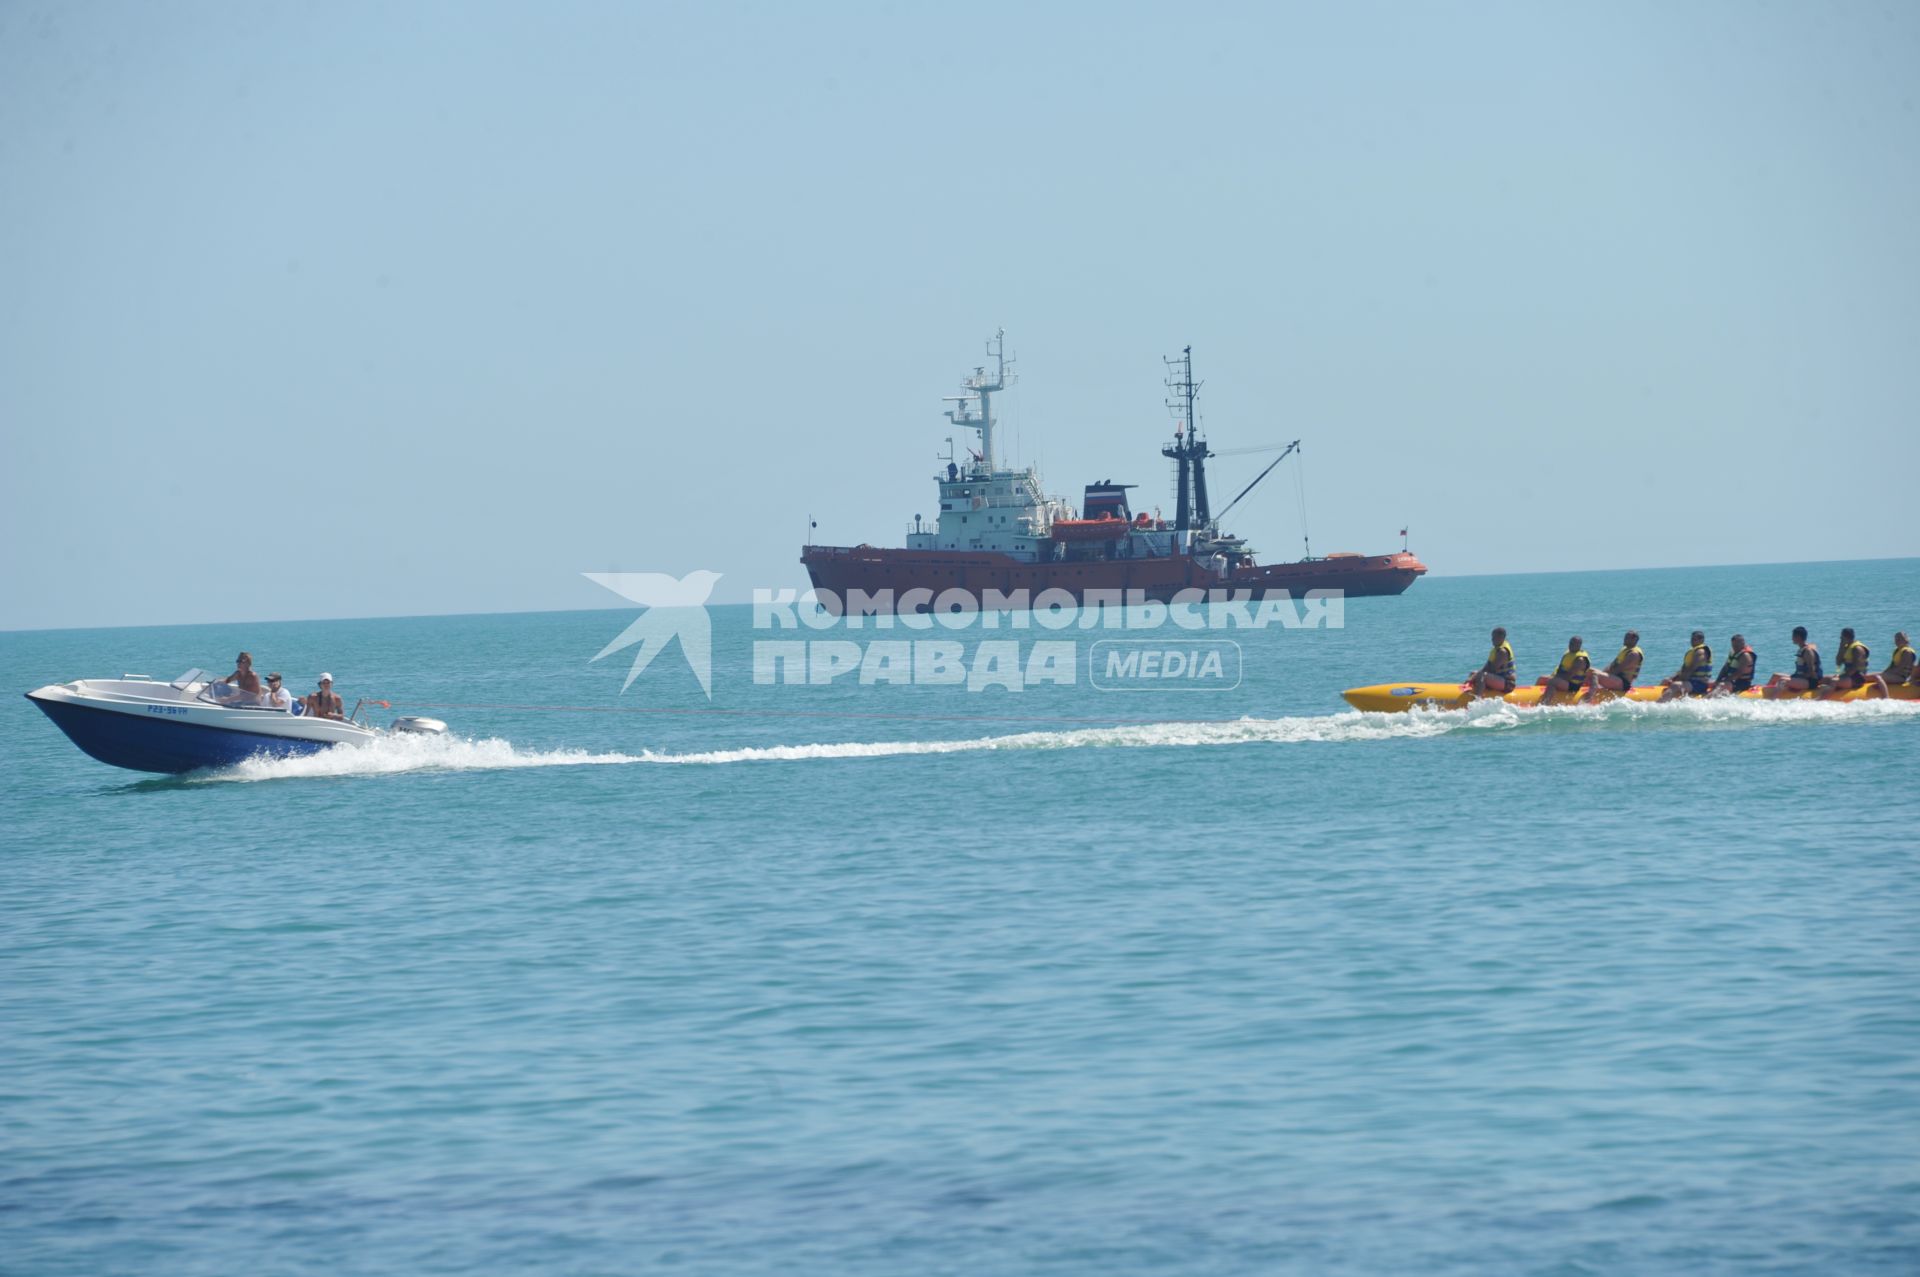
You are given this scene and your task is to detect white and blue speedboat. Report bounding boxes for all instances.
[25,671,445,774]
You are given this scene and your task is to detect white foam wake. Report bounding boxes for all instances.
[201,730,647,782]
[189,695,1915,782]
[645,711,1452,765]
[1446,690,1920,732]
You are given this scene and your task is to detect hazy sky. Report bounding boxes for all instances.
[3,0,1914,630]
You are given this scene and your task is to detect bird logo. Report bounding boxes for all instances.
[583,570,723,697]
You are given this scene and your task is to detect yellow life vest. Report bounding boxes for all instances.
[1892,645,1917,676]
[1679,644,1712,680]
[1840,641,1869,676]
[1554,649,1590,678]
[1486,642,1515,682]
[1611,645,1644,677]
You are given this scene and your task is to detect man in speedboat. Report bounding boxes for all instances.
[214,651,263,703]
[1764,626,1822,698]
[1542,636,1590,701]
[1583,630,1643,701]
[1710,634,1756,695]
[1816,628,1871,700]
[263,672,299,712]
[1868,631,1915,698]
[1659,631,1714,700]
[1465,627,1516,696]
[305,673,346,721]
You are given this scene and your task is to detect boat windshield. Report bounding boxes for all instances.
[198,681,293,711]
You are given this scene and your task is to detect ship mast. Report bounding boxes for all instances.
[943,328,1014,474]
[1160,345,1212,534]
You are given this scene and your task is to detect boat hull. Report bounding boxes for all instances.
[1341,680,1920,713]
[1235,554,1427,598]
[26,679,377,774]
[802,546,1425,609]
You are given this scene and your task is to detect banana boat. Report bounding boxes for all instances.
[1342,679,1920,713]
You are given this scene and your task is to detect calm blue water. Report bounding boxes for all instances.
[5,560,1918,1275]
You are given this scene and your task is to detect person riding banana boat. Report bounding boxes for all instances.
[1542,637,1591,701]
[1763,626,1822,698]
[1583,630,1643,700]
[1817,628,1871,700]
[1344,621,1917,712]
[1465,627,1516,696]
[1710,634,1756,695]
[1658,631,1714,701]
[1871,631,1916,698]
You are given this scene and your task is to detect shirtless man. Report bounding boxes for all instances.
[305,672,346,721]
[218,651,263,703]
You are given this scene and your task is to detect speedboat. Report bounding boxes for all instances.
[1342,676,1920,712]
[25,670,447,774]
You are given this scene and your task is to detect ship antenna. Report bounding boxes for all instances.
[1167,345,1201,442]
[1161,345,1211,535]
[942,328,1015,474]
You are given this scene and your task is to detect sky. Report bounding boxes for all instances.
[2,0,1914,630]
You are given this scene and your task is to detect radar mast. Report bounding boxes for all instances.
[1160,345,1212,533]
[943,328,1015,474]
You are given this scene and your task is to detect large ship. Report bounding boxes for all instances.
[801,332,1426,609]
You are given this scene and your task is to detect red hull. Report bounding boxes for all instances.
[801,546,1426,608]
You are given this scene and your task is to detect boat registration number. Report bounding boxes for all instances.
[146,705,190,715]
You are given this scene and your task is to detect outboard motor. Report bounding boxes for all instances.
[390,716,448,736]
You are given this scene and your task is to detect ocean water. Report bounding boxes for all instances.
[4,559,1917,1275]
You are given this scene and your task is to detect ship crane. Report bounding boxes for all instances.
[1212,439,1301,528]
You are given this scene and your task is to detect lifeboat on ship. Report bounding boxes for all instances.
[1049,516,1131,542]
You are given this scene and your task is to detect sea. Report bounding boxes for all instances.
[4,559,1917,1275]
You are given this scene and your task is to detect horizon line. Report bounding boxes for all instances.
[2,554,1914,638]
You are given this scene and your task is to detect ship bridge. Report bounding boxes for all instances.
[905,330,1074,561]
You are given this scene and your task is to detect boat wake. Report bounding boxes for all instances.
[197,732,649,783]
[188,695,1917,782]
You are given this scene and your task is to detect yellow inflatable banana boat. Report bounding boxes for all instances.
[1342,680,1920,713]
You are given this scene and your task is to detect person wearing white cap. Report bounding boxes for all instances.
[305,673,346,721]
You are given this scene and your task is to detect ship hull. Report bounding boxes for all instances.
[801,546,1425,610]
[1234,554,1426,598]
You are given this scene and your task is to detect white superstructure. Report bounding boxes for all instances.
[905,330,1074,560]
